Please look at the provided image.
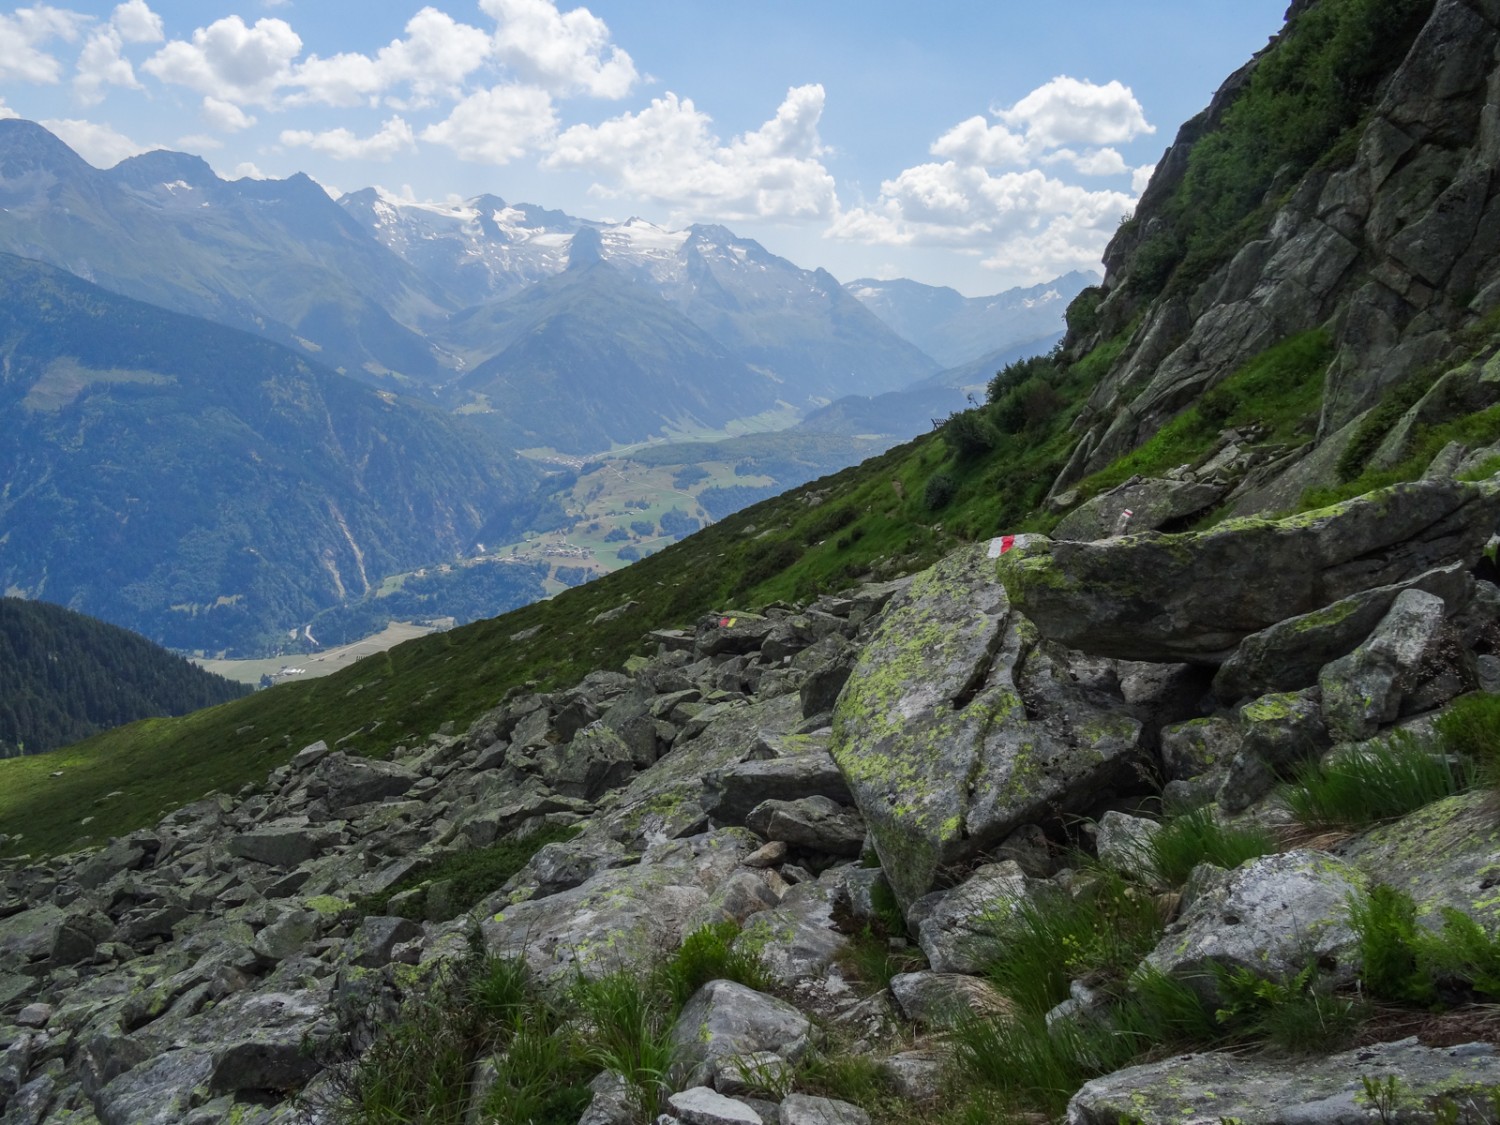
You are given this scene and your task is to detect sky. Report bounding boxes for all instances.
[0,0,1291,296]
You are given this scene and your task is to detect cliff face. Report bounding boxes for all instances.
[1058,0,1500,503]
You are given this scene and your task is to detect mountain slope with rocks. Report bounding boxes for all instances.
[9,0,1500,1122]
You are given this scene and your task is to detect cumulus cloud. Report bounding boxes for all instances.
[544,84,837,222]
[202,95,256,131]
[998,76,1154,149]
[281,115,416,161]
[111,0,162,44]
[288,7,491,108]
[232,160,266,178]
[1132,162,1157,194]
[0,98,16,119]
[480,0,636,98]
[142,15,302,106]
[421,83,557,163]
[40,116,145,166]
[829,75,1150,281]
[0,4,88,84]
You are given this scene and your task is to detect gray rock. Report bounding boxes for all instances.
[347,916,422,969]
[1067,1037,1500,1124]
[1052,477,1227,542]
[744,797,865,857]
[509,834,634,899]
[531,724,638,801]
[1339,789,1500,926]
[833,544,1142,911]
[702,748,851,827]
[669,980,813,1089]
[226,820,339,867]
[1218,690,1329,813]
[288,740,331,771]
[1214,563,1473,701]
[251,911,317,965]
[94,1050,214,1125]
[668,1087,762,1125]
[999,477,1500,663]
[1094,811,1162,886]
[908,861,1029,974]
[1319,588,1451,740]
[2,1071,55,1125]
[578,1071,636,1125]
[734,871,847,991]
[888,971,1009,1030]
[483,830,757,981]
[877,1049,947,1103]
[778,1093,871,1125]
[711,1051,792,1098]
[307,753,416,809]
[1139,849,1364,1003]
[1159,716,1240,782]
[795,636,859,719]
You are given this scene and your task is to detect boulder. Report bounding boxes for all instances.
[1213,563,1473,701]
[888,971,1008,1030]
[908,861,1029,974]
[669,980,813,1089]
[483,830,758,981]
[734,871,847,991]
[94,1050,214,1125]
[703,746,852,827]
[778,1094,871,1125]
[1052,477,1227,542]
[1158,716,1240,782]
[744,797,865,857]
[998,477,1500,663]
[1319,587,1460,740]
[307,753,416,809]
[1138,850,1364,1003]
[530,724,637,800]
[1094,811,1162,886]
[347,916,422,969]
[1217,690,1329,813]
[1068,1037,1500,1124]
[225,820,340,868]
[833,544,1143,911]
[667,1087,762,1125]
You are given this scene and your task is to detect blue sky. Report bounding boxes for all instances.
[0,0,1289,295]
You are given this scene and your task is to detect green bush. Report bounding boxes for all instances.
[1212,962,1366,1054]
[1283,733,1473,831]
[659,920,770,1007]
[1350,883,1500,1008]
[923,471,958,510]
[942,409,998,460]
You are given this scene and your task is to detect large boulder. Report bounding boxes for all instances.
[1068,1037,1500,1125]
[999,477,1500,664]
[1052,477,1227,541]
[832,544,1143,911]
[669,979,814,1089]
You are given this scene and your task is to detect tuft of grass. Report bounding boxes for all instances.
[1435,691,1500,788]
[1283,733,1473,831]
[571,969,675,1119]
[1144,805,1277,886]
[352,822,582,921]
[1212,962,1367,1053]
[658,920,771,1008]
[981,869,1167,1017]
[1350,884,1500,1007]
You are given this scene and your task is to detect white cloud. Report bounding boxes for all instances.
[545,84,837,222]
[480,0,636,98]
[0,98,16,120]
[288,8,491,108]
[142,15,302,106]
[232,160,266,178]
[1132,162,1157,194]
[281,115,416,161]
[0,4,88,84]
[176,132,222,150]
[111,0,162,44]
[421,83,556,163]
[40,116,145,166]
[827,161,1133,281]
[828,75,1152,281]
[201,95,256,131]
[997,76,1154,150]
[74,28,137,104]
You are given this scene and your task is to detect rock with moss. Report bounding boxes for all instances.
[1159,715,1240,783]
[1052,477,1228,541]
[668,979,813,1089]
[907,861,1030,975]
[1218,689,1329,813]
[1138,849,1364,1003]
[1068,1036,1500,1125]
[1320,588,1467,741]
[732,867,847,994]
[999,477,1500,664]
[1213,562,1474,702]
[1339,790,1500,925]
[833,544,1144,913]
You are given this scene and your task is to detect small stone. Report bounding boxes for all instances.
[668,1086,762,1125]
[16,1003,53,1029]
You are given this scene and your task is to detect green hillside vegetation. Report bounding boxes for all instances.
[0,598,249,759]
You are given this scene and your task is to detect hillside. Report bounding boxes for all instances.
[0,252,538,655]
[8,1,1500,1121]
[0,599,248,758]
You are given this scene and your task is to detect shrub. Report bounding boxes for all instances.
[1283,733,1473,830]
[923,471,958,510]
[942,409,998,460]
